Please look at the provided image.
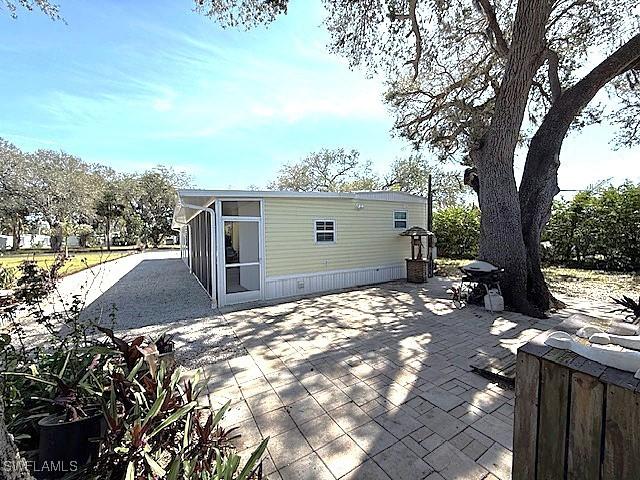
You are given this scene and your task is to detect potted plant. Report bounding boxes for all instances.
[37,377,104,479]
[91,334,269,480]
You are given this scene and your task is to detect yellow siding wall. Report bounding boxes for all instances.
[264,197,427,277]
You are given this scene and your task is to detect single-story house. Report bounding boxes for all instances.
[172,189,429,308]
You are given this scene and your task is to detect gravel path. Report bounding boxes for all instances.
[49,250,245,368]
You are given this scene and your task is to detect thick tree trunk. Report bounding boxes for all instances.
[49,223,63,252]
[105,219,111,251]
[520,33,640,311]
[476,0,551,316]
[50,234,62,252]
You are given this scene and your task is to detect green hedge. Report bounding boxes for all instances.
[433,205,480,259]
[542,182,640,271]
[432,183,640,271]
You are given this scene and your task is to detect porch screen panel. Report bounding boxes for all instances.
[189,215,197,277]
[203,211,212,295]
[188,211,213,296]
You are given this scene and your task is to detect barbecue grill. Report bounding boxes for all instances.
[455,260,504,307]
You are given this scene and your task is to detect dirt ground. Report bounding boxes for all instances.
[437,258,640,306]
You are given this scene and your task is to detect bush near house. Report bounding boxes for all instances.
[433,182,640,271]
[433,205,480,259]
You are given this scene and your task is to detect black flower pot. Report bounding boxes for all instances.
[36,411,104,479]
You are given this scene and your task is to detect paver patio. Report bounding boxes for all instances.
[29,251,627,478]
[197,280,563,480]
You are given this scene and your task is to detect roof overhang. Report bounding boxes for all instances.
[172,192,216,228]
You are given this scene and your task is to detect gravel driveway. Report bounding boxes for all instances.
[56,250,244,368]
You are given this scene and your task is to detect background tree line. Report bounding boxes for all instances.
[0,138,190,252]
[267,147,469,210]
[433,182,640,272]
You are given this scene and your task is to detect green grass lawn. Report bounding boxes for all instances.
[0,250,135,278]
[436,257,640,303]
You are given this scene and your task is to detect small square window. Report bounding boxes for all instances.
[314,220,335,243]
[394,210,407,229]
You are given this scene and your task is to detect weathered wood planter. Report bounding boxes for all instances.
[513,317,640,480]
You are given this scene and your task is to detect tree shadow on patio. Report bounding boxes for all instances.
[70,256,574,478]
[193,280,564,479]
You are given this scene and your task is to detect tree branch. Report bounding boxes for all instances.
[405,0,422,81]
[532,80,552,103]
[545,48,562,101]
[520,33,640,288]
[476,0,509,56]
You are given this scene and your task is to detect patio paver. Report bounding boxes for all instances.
[201,280,566,479]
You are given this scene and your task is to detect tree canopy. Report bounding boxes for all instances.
[384,154,468,209]
[268,148,467,208]
[1,0,61,19]
[268,148,378,192]
[196,1,638,158]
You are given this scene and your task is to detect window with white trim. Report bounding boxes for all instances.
[314,220,336,243]
[394,210,407,229]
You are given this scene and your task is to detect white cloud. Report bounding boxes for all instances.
[32,21,388,142]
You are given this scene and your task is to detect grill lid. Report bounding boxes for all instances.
[461,260,500,273]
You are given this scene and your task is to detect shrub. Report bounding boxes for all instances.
[1,259,268,479]
[1,256,113,454]
[543,182,640,270]
[93,329,268,480]
[433,205,480,259]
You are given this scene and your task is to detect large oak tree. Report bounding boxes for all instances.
[197,0,640,316]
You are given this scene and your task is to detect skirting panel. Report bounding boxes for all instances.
[264,263,406,300]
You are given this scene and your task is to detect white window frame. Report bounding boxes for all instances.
[313,219,336,244]
[393,210,408,229]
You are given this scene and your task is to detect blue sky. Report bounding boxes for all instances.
[0,0,637,193]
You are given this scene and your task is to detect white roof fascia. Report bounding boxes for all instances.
[176,189,426,203]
